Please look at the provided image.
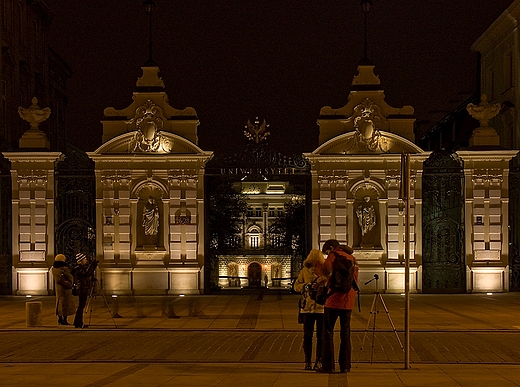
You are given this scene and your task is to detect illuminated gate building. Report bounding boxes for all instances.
[3,2,520,295]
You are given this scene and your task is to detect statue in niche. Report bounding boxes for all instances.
[142,196,160,246]
[356,196,376,247]
[228,264,240,287]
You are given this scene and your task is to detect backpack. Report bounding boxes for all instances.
[328,252,358,293]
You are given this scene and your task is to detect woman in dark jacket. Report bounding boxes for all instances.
[51,254,76,325]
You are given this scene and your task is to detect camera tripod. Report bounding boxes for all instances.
[85,279,119,328]
[360,274,404,363]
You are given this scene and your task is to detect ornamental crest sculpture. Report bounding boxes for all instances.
[129,100,171,153]
[349,98,388,153]
[244,117,270,143]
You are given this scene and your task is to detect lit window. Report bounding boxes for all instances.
[250,236,259,248]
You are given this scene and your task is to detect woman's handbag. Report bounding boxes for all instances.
[59,269,73,289]
[308,277,329,305]
[315,285,329,306]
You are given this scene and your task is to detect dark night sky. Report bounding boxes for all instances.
[47,1,514,155]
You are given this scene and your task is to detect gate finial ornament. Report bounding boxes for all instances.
[17,97,51,149]
[466,94,501,147]
[244,117,270,143]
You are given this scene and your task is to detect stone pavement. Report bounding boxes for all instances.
[0,291,519,386]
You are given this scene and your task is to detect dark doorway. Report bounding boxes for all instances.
[248,262,262,287]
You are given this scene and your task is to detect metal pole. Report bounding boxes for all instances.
[402,153,411,369]
[148,8,153,64]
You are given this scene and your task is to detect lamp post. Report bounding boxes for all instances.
[143,0,156,66]
[360,0,372,63]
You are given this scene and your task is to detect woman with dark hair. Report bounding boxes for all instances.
[51,254,75,325]
[294,249,325,370]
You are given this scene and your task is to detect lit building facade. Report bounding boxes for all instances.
[205,125,311,290]
[2,2,520,296]
[87,66,212,295]
[305,63,517,293]
[217,181,301,289]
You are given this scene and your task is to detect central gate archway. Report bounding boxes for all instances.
[248,262,262,287]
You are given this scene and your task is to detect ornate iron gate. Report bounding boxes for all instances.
[509,160,520,291]
[204,139,311,293]
[422,150,466,293]
[55,147,96,261]
[0,156,11,295]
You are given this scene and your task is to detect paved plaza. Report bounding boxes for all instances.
[0,291,519,386]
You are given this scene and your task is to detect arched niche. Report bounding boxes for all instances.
[350,179,384,249]
[133,181,166,250]
[247,262,262,287]
[227,262,240,287]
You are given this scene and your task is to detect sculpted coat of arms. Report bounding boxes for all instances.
[347,98,389,153]
[129,100,171,153]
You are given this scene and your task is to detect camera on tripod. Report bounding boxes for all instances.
[365,273,379,285]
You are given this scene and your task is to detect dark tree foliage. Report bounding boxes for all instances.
[207,182,248,288]
[269,197,306,276]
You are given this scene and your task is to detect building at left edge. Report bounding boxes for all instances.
[0,0,71,295]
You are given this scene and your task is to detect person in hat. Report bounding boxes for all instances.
[71,252,97,328]
[51,254,76,325]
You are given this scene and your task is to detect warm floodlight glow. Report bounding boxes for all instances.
[112,294,118,298]
[25,295,32,298]
[487,292,493,295]
[179,294,185,297]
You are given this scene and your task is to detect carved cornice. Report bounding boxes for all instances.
[2,152,63,164]
[471,3,520,53]
[17,170,48,184]
[101,170,131,184]
[168,169,198,185]
[385,170,401,188]
[318,172,349,185]
[472,169,503,185]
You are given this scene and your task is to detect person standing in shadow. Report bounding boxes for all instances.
[294,249,325,371]
[71,252,98,328]
[51,254,75,325]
